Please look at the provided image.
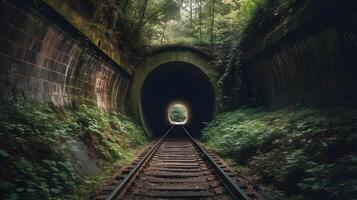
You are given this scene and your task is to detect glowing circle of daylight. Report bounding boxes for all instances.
[167,102,189,125]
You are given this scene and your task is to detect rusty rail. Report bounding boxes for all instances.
[182,125,251,200]
[105,126,174,200]
[101,125,259,200]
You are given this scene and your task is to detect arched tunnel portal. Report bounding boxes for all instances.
[130,47,218,137]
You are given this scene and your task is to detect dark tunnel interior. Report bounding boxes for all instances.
[141,61,215,138]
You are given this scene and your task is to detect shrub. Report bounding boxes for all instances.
[202,107,357,199]
[0,100,147,199]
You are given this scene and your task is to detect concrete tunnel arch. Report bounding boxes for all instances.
[130,46,219,137]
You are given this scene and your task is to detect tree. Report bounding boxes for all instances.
[210,0,216,48]
[198,0,203,45]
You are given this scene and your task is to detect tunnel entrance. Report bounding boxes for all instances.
[141,61,215,137]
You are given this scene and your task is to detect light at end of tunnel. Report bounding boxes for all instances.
[167,102,189,125]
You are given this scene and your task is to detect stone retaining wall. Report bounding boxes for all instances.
[243,0,357,107]
[0,0,131,112]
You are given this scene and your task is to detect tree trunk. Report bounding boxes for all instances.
[198,0,203,45]
[190,0,193,36]
[132,0,148,39]
[210,0,216,49]
[161,18,168,44]
[121,0,130,13]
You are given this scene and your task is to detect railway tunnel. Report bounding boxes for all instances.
[1,0,357,199]
[141,61,215,137]
[130,46,218,137]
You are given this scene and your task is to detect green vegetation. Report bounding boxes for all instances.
[202,107,357,199]
[45,0,305,46]
[140,0,301,45]
[0,99,147,199]
[168,104,188,124]
[214,0,313,108]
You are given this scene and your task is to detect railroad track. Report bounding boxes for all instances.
[95,126,268,200]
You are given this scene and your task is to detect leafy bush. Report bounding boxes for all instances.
[0,100,147,199]
[202,108,283,162]
[202,107,357,199]
[72,104,147,162]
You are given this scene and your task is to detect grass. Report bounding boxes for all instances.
[0,99,148,199]
[201,107,357,200]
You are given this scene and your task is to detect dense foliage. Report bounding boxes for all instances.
[49,0,298,46]
[202,107,357,199]
[0,99,147,199]
[214,0,314,108]
[144,0,269,45]
[168,104,188,123]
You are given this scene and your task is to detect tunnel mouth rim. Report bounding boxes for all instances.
[136,59,218,137]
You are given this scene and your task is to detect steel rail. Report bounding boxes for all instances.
[106,125,174,200]
[181,125,251,200]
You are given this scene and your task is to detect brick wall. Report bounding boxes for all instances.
[242,0,357,107]
[0,0,131,113]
